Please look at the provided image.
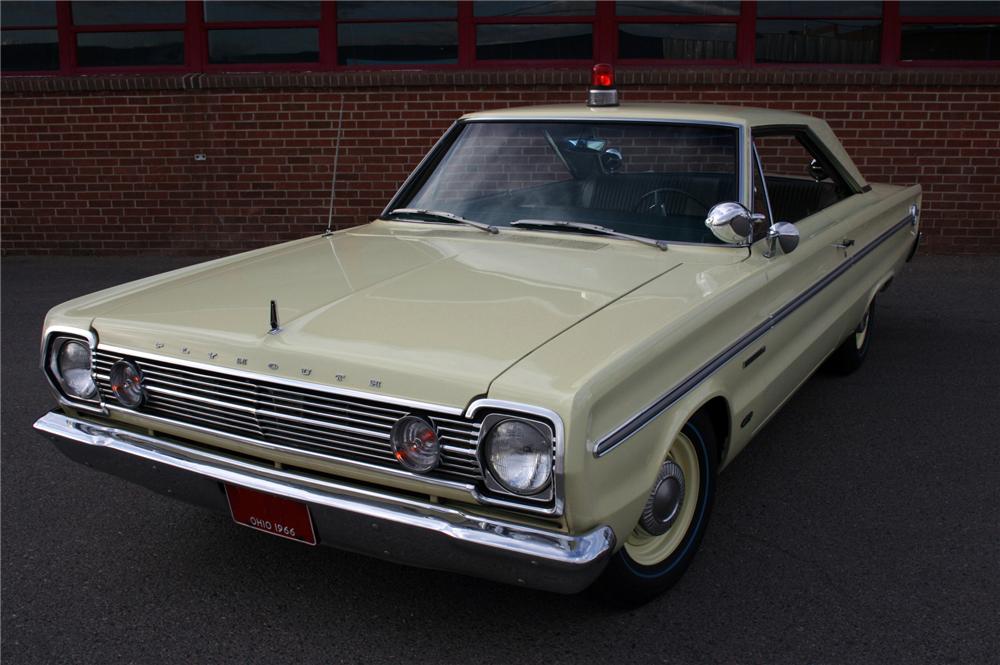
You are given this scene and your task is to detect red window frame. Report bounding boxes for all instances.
[2,0,998,77]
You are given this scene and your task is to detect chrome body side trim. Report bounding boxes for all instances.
[34,411,613,594]
[593,213,917,458]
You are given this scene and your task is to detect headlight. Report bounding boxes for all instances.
[484,419,552,495]
[390,415,440,473]
[51,338,98,399]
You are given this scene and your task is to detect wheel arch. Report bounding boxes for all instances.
[692,395,731,467]
[870,271,895,304]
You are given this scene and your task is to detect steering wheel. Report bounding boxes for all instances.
[635,188,710,217]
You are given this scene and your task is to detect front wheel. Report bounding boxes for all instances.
[590,412,718,607]
[824,298,875,375]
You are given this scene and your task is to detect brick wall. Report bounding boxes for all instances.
[2,68,998,255]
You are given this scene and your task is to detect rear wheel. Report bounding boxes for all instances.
[825,298,875,375]
[590,412,718,607]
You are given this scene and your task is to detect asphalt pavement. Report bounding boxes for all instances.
[2,255,998,664]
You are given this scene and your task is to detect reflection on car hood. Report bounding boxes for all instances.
[86,222,693,407]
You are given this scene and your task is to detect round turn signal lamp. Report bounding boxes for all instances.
[109,360,146,408]
[390,416,441,473]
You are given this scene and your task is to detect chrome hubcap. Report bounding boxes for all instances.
[625,431,701,566]
[640,461,685,535]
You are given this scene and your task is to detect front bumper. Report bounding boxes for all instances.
[34,411,614,593]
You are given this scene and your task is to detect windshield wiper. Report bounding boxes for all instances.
[510,219,668,251]
[386,208,498,235]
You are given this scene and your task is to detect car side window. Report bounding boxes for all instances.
[753,132,853,224]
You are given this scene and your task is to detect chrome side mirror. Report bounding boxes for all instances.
[705,202,765,245]
[764,221,800,258]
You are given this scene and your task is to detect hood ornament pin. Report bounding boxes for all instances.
[268,299,282,335]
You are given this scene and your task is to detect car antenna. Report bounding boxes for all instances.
[323,95,346,237]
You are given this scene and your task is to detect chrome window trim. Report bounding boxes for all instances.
[593,212,918,458]
[40,326,106,416]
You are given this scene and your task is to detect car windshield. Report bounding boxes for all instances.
[396,121,740,245]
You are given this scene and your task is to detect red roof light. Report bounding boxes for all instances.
[591,63,614,89]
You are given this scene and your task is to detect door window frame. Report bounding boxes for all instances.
[750,125,861,234]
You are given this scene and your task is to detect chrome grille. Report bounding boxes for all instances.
[93,350,483,483]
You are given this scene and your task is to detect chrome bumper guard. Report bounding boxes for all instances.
[34,411,614,594]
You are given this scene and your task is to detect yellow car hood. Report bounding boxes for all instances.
[89,222,685,408]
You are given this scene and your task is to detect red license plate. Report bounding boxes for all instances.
[225,484,317,546]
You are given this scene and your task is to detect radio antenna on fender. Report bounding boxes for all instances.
[324,95,346,237]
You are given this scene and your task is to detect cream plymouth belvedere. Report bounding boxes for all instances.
[35,69,922,604]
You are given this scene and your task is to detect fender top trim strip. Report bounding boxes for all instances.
[592,213,916,458]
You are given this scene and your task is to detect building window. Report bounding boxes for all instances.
[72,1,185,25]
[900,1,1000,61]
[337,1,458,65]
[474,1,593,61]
[755,1,883,64]
[0,0,59,72]
[203,1,320,22]
[204,1,321,65]
[208,28,319,64]
[619,23,737,60]
[77,31,184,67]
[616,2,740,62]
[70,1,186,68]
[476,24,592,60]
[2,1,999,75]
